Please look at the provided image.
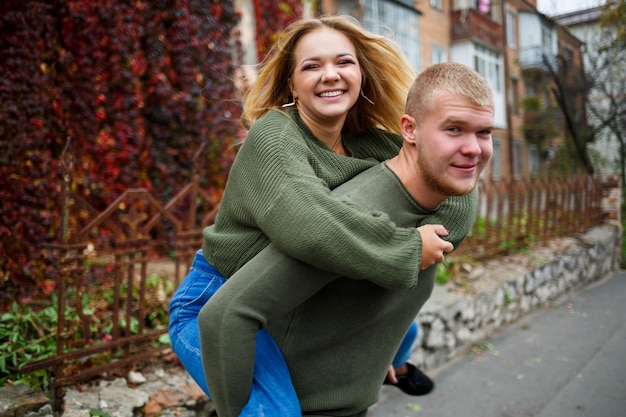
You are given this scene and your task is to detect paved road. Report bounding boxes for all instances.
[368,271,626,417]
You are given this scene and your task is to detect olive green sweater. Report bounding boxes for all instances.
[202,109,423,283]
[199,109,478,416]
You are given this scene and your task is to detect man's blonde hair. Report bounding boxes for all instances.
[406,63,494,120]
[242,15,416,135]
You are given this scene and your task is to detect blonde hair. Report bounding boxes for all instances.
[406,62,494,120]
[242,15,415,135]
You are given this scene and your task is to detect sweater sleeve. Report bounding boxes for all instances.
[419,188,479,251]
[232,114,423,283]
[199,245,338,417]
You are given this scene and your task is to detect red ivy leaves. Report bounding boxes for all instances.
[252,0,302,62]
[0,0,241,308]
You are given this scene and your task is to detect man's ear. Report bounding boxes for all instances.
[400,114,417,143]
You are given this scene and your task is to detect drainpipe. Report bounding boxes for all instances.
[501,0,515,180]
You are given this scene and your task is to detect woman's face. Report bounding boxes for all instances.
[289,27,362,129]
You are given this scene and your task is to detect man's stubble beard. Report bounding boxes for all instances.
[417,147,480,198]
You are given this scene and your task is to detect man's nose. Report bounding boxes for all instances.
[461,135,482,155]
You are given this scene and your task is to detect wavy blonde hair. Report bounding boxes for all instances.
[241,15,415,135]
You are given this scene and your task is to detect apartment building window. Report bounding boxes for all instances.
[431,44,447,65]
[491,136,502,181]
[363,0,420,71]
[529,144,540,177]
[506,9,516,48]
[541,25,554,50]
[430,0,442,10]
[473,44,502,93]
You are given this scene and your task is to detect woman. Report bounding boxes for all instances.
[169,15,451,416]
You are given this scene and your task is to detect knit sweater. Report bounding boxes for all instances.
[199,109,478,416]
[202,109,424,284]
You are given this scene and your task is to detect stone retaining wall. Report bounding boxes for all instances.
[412,224,622,371]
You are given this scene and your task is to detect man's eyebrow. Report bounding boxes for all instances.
[442,117,464,125]
[443,118,494,130]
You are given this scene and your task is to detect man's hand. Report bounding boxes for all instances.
[417,224,454,270]
[386,365,398,384]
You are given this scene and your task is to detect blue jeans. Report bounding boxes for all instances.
[393,321,418,369]
[168,250,301,416]
[169,250,418,415]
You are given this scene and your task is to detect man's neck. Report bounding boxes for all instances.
[386,156,445,210]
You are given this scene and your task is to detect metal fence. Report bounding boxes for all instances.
[22,145,220,407]
[455,174,614,260]
[23,151,617,407]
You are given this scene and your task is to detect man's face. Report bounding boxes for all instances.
[413,91,494,199]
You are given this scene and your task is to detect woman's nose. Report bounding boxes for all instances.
[321,65,340,82]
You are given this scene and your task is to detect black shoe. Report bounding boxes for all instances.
[383,363,435,396]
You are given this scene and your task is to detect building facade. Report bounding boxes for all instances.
[554,5,620,175]
[235,0,587,182]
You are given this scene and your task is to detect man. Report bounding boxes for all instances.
[199,62,494,417]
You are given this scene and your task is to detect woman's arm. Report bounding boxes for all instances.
[209,111,424,281]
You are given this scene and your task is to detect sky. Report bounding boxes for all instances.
[536,0,606,15]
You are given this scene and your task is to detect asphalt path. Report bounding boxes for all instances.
[368,271,626,417]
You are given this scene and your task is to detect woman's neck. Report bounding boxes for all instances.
[299,111,346,152]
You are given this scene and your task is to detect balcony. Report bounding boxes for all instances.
[451,9,502,49]
[519,46,558,72]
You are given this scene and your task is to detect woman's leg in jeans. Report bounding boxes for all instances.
[392,321,418,368]
[168,250,301,416]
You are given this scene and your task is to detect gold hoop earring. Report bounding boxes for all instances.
[360,89,374,105]
[282,95,297,108]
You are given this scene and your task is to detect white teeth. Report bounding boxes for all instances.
[319,91,343,98]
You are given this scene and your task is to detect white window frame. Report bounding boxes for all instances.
[431,44,447,65]
[430,0,443,10]
[473,44,502,93]
[506,8,516,48]
[363,0,421,71]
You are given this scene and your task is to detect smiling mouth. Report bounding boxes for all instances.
[318,90,345,98]
[453,163,478,172]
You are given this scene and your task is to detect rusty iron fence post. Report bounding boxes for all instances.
[22,143,220,409]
